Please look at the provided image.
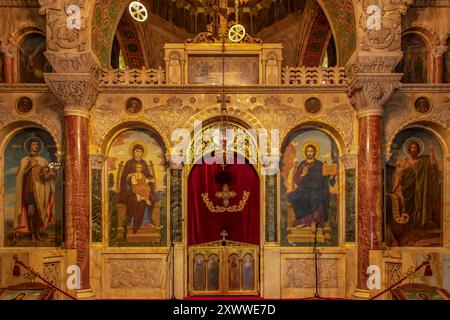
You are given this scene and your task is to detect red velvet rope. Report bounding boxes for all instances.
[369,260,430,300]
[13,255,78,300]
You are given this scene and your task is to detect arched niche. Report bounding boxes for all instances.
[444,37,450,83]
[280,125,343,247]
[17,32,52,83]
[384,126,445,247]
[396,32,431,83]
[105,126,168,247]
[2,126,63,247]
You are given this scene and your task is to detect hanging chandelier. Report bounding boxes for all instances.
[228,0,246,42]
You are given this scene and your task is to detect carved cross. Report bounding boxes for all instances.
[202,0,228,37]
[215,184,236,207]
[221,230,228,241]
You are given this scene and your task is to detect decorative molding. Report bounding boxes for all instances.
[40,0,88,52]
[384,94,450,154]
[108,259,163,289]
[0,100,63,150]
[0,0,39,6]
[359,0,414,52]
[45,52,101,74]
[284,258,339,288]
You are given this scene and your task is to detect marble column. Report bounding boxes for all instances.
[432,46,448,83]
[356,111,383,294]
[349,73,401,299]
[0,43,16,83]
[64,110,91,293]
[45,71,99,299]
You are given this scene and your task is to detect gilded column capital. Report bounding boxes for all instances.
[348,73,402,117]
[45,72,99,118]
[0,41,17,57]
[358,0,413,53]
[89,153,107,170]
[340,154,358,170]
[431,46,448,58]
[166,152,184,170]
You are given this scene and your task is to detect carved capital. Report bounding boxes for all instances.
[90,154,107,170]
[348,73,402,116]
[0,41,17,57]
[346,52,403,74]
[45,73,99,117]
[432,46,448,58]
[45,52,101,74]
[340,154,358,170]
[166,152,184,170]
[41,0,88,53]
[359,0,413,52]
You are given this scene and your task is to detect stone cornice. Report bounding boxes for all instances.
[98,85,349,94]
[1,83,449,95]
[0,83,50,92]
[0,0,39,7]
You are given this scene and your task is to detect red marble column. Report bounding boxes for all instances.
[432,46,448,83]
[356,115,382,291]
[64,114,90,290]
[4,55,14,83]
[433,55,444,83]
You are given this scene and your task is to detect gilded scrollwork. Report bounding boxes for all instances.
[0,101,63,151]
[40,0,88,52]
[359,0,414,51]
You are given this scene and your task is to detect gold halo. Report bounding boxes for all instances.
[301,141,320,159]
[403,137,424,157]
[129,141,147,159]
[24,136,44,155]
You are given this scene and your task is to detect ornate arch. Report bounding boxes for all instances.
[99,120,170,157]
[301,8,333,67]
[402,25,440,48]
[316,0,356,66]
[281,121,346,158]
[185,118,260,174]
[386,121,449,159]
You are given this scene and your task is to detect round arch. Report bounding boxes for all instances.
[386,121,449,157]
[281,121,347,158]
[99,121,170,157]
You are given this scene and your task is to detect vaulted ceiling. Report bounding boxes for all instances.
[91,0,356,68]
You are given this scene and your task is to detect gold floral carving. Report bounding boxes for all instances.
[202,184,250,213]
[39,0,88,52]
[108,259,163,289]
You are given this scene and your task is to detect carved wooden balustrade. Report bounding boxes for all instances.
[99,66,348,87]
[99,67,166,85]
[281,66,348,86]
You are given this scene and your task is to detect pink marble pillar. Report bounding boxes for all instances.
[356,115,382,291]
[3,54,14,83]
[432,46,448,83]
[64,115,90,290]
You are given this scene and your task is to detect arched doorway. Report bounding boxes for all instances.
[185,122,261,296]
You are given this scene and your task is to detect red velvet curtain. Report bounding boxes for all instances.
[188,162,260,246]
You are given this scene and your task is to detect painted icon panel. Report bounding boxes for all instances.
[107,129,167,246]
[385,128,443,247]
[281,128,339,246]
[4,128,63,247]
